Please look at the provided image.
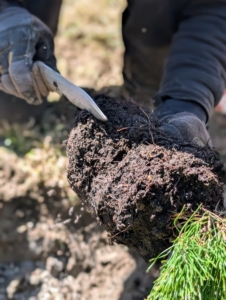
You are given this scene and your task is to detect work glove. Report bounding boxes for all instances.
[0,5,57,104]
[155,99,211,147]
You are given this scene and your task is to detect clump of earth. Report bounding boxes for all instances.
[67,97,226,261]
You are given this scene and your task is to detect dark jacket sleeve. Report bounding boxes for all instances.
[155,1,226,120]
[0,0,24,12]
[1,0,62,35]
[24,0,62,35]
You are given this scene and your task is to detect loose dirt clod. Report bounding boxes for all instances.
[67,97,226,260]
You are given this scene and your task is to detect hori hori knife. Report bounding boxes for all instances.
[36,61,108,122]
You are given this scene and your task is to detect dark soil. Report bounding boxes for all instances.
[67,97,226,261]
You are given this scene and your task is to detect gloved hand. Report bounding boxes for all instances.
[155,99,211,147]
[0,5,57,104]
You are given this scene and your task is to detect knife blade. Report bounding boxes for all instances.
[35,61,108,122]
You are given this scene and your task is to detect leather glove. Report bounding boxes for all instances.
[155,99,211,147]
[0,6,57,104]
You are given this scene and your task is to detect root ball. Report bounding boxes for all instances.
[67,98,225,260]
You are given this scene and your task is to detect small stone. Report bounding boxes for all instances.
[47,189,56,197]
[40,270,49,280]
[66,257,75,272]
[16,225,27,234]
[30,269,43,286]
[26,222,34,229]
[30,274,41,286]
[46,257,64,277]
[38,196,45,203]
[68,207,74,216]
[15,210,25,218]
[6,278,21,299]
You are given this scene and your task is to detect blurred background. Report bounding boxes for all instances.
[0,0,225,299]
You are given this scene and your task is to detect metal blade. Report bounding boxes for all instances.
[36,61,108,122]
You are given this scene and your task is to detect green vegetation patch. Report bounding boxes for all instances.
[147,205,226,300]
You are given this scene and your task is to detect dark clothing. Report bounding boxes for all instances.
[122,0,226,120]
[0,0,62,35]
[2,0,226,121]
[0,0,23,12]
[24,0,62,35]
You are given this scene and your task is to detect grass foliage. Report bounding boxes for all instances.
[147,205,226,300]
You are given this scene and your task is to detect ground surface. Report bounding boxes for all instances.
[0,0,226,299]
[0,102,157,300]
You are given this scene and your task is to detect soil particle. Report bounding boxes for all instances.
[67,97,226,260]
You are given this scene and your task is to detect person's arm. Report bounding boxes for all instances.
[155,1,226,146]
[156,1,226,121]
[0,0,57,104]
[23,0,63,36]
[0,0,23,10]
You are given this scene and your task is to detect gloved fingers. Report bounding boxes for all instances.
[0,64,6,93]
[30,14,58,71]
[30,34,57,98]
[1,73,21,97]
[31,62,49,97]
[0,40,53,103]
[191,137,207,147]
[0,38,41,103]
[159,112,211,147]
[0,50,20,97]
[34,36,58,72]
[159,123,183,140]
[0,76,14,96]
[8,50,43,105]
[159,123,206,147]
